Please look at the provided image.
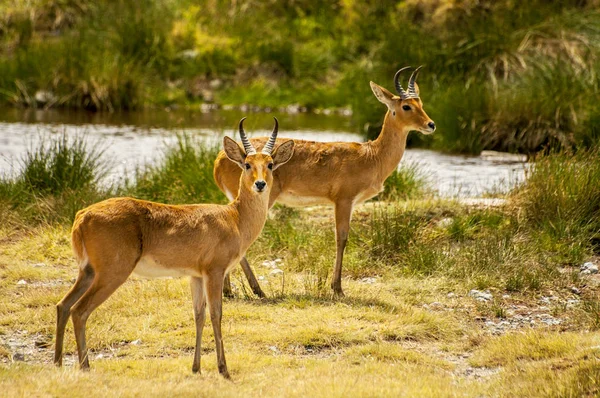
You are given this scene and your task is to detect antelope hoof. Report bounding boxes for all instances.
[332,285,345,298]
[219,367,231,380]
[192,365,201,374]
[254,287,267,299]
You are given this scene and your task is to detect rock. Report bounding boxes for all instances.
[360,277,377,284]
[34,90,56,105]
[268,346,280,354]
[258,276,266,281]
[12,352,25,362]
[581,262,599,274]
[130,339,142,346]
[209,79,223,89]
[437,218,454,228]
[502,294,510,299]
[447,292,456,298]
[269,269,284,276]
[16,280,27,286]
[570,287,582,295]
[34,338,51,349]
[469,289,493,302]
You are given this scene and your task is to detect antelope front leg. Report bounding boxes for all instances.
[240,257,266,298]
[206,272,230,379]
[332,200,353,297]
[190,276,206,373]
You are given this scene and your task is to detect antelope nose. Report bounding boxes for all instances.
[428,121,436,131]
[255,181,266,191]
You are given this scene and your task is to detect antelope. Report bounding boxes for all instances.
[54,118,294,379]
[214,67,435,297]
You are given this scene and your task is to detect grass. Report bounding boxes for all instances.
[1,135,600,395]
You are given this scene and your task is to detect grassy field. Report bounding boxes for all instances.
[1,199,599,397]
[0,137,599,396]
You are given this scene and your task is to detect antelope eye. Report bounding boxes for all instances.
[402,105,411,111]
[244,163,251,170]
[268,163,274,170]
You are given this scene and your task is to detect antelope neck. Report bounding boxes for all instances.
[231,182,270,244]
[370,111,411,180]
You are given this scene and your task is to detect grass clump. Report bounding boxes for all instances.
[515,149,600,262]
[127,134,225,205]
[0,133,109,224]
[378,163,430,201]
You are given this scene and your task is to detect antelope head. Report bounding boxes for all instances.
[223,117,295,194]
[370,66,436,135]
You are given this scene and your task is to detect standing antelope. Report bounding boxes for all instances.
[54,118,294,379]
[214,67,435,297]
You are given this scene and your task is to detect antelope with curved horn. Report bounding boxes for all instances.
[54,118,294,379]
[214,67,435,297]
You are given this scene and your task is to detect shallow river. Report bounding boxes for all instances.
[0,108,527,198]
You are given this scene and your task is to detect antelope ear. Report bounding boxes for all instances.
[223,136,246,168]
[370,81,395,110]
[271,140,295,170]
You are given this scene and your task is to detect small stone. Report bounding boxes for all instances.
[268,346,280,354]
[34,338,51,348]
[581,262,599,274]
[447,292,456,298]
[130,339,142,346]
[360,277,377,284]
[34,90,56,105]
[12,352,25,362]
[437,218,454,228]
[270,269,284,276]
[502,294,510,299]
[258,276,266,281]
[469,289,493,302]
[95,353,104,360]
[570,287,581,295]
[16,280,27,286]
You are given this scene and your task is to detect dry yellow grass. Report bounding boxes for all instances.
[1,202,599,397]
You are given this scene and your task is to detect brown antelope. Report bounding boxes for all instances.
[214,67,435,297]
[54,118,294,379]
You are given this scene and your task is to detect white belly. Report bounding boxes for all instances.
[133,256,198,279]
[278,192,332,207]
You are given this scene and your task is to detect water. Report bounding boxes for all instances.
[0,107,527,197]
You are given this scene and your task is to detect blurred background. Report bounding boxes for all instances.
[0,0,599,155]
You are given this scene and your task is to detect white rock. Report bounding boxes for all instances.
[581,262,599,274]
[130,339,142,346]
[437,218,454,228]
[17,280,27,286]
[360,277,377,284]
[269,269,284,276]
[469,289,493,302]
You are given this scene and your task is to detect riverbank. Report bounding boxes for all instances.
[1,1,599,153]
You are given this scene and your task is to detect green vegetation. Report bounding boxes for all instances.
[2,1,600,153]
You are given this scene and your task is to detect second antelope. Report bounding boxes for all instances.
[54,118,294,379]
[214,67,435,297]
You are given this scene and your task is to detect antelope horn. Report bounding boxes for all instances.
[407,65,423,97]
[394,66,412,100]
[238,117,256,155]
[261,117,279,155]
